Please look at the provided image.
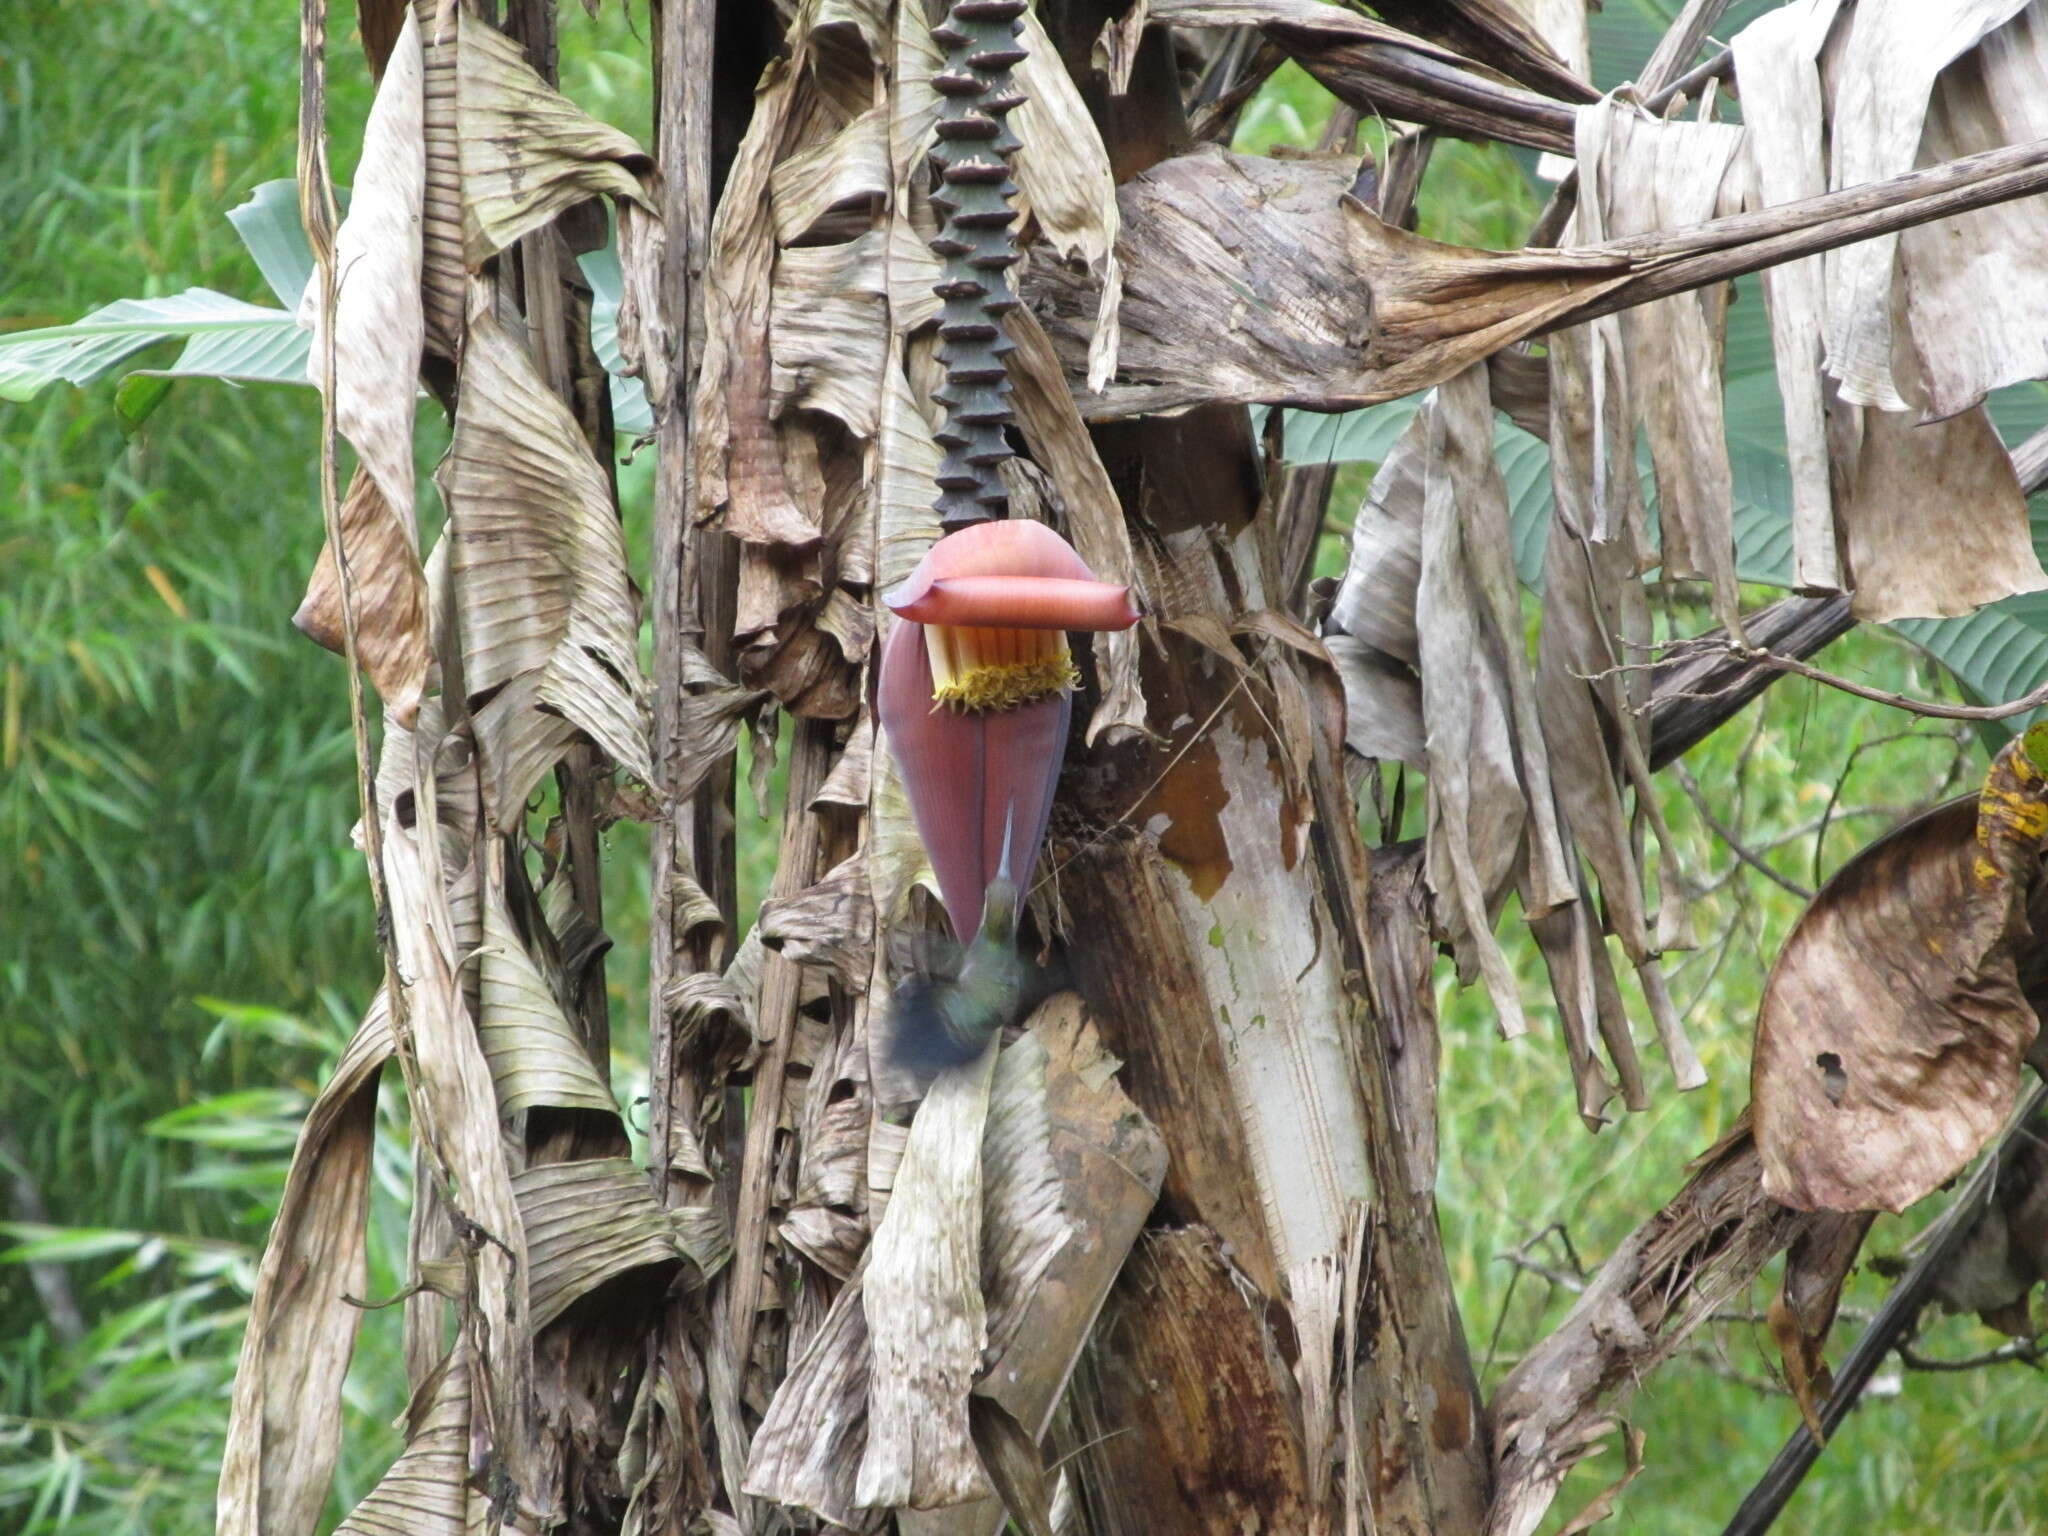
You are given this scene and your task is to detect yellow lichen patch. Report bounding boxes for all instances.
[925,624,1079,711]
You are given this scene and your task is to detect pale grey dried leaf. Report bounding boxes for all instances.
[380,734,535,1498]
[876,344,944,592]
[469,671,580,825]
[302,7,424,529]
[1836,380,2044,621]
[1900,6,2048,419]
[1731,0,1844,591]
[771,229,891,436]
[668,663,773,805]
[443,306,653,784]
[743,1267,875,1526]
[695,58,808,542]
[663,970,755,1054]
[1328,404,1426,667]
[217,994,394,1536]
[816,711,875,814]
[906,1002,1167,1536]
[335,1345,474,1536]
[1823,0,2030,409]
[477,887,618,1119]
[457,12,654,265]
[613,201,672,415]
[1013,5,1121,390]
[516,1157,698,1329]
[770,104,890,247]
[1003,306,1147,745]
[1024,148,1630,421]
[1324,634,1424,767]
[759,853,875,987]
[858,1043,998,1509]
[416,0,463,355]
[1574,98,1745,628]
[1418,367,1575,1039]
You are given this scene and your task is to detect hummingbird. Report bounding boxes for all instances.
[885,806,1054,1072]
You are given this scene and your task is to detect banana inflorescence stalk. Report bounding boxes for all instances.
[928,0,1027,531]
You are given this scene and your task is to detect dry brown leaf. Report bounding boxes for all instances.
[517,1158,720,1330]
[1833,372,2044,622]
[1768,1210,1874,1439]
[357,0,412,79]
[749,1006,1163,1528]
[379,709,540,1510]
[1900,7,2048,419]
[1025,148,1632,422]
[216,995,393,1536]
[1930,1105,2048,1333]
[415,0,463,356]
[293,466,431,726]
[769,104,890,247]
[1368,0,1596,101]
[457,12,654,266]
[1754,732,2048,1212]
[770,229,892,436]
[1012,5,1121,390]
[1733,0,2048,619]
[442,306,654,785]
[1731,0,1843,591]
[1419,365,1574,1036]
[694,57,808,542]
[1145,0,1581,153]
[1001,306,1147,746]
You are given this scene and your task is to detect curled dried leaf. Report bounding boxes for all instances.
[517,1157,718,1330]
[335,1345,474,1536]
[294,466,431,727]
[1754,730,2048,1213]
[759,854,875,988]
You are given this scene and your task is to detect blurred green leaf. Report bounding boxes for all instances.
[0,290,308,401]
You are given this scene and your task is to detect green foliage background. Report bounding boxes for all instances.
[1,1,2042,1531]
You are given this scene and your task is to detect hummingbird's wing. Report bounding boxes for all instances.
[885,972,995,1072]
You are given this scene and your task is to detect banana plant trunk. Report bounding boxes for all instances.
[640,0,1492,1528]
[1033,20,1489,1533]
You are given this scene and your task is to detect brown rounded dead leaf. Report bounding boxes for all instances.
[1754,728,2048,1213]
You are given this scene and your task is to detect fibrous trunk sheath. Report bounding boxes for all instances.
[930,0,1027,530]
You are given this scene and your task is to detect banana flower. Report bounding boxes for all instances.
[877,519,1139,942]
